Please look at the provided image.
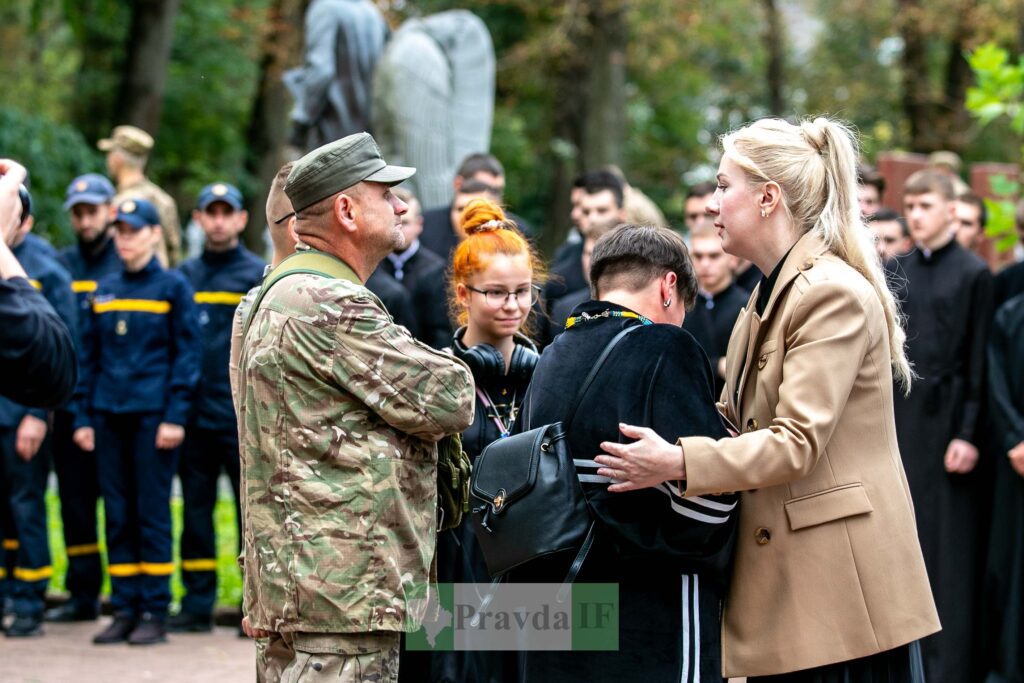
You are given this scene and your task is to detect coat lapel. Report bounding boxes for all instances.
[732,231,830,416]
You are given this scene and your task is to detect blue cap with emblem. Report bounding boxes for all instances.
[64,174,116,209]
[196,182,244,211]
[115,198,161,230]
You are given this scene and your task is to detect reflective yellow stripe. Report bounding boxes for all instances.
[93,299,171,314]
[194,291,244,305]
[29,279,42,290]
[3,539,18,550]
[66,543,101,557]
[108,563,142,577]
[14,566,52,582]
[0,567,6,579]
[140,562,175,576]
[72,280,98,293]
[182,558,218,572]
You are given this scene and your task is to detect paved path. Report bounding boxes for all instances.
[0,618,255,683]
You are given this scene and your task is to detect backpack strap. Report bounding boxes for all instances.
[242,249,362,339]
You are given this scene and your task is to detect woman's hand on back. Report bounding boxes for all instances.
[596,423,685,492]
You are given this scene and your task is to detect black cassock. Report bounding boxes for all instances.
[682,281,749,399]
[979,293,1024,683]
[888,240,993,683]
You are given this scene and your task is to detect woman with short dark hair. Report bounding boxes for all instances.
[516,224,737,682]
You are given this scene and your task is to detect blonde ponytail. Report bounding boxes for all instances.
[724,117,913,392]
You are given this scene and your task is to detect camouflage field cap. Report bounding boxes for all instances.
[98,125,154,156]
[285,132,415,213]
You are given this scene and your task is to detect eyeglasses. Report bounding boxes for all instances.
[465,284,540,308]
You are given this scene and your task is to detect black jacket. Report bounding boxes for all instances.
[366,268,419,337]
[0,277,76,409]
[379,241,453,349]
[515,299,737,683]
[682,282,749,399]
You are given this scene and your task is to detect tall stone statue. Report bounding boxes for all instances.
[372,10,495,210]
[285,0,389,151]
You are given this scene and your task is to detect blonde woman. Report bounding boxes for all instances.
[594,117,940,682]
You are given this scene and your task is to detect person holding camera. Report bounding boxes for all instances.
[0,160,77,410]
[0,179,78,638]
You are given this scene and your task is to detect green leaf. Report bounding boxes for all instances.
[989,175,1021,197]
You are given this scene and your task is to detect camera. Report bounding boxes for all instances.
[17,184,31,225]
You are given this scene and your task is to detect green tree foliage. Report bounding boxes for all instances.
[153,0,269,208]
[3,0,1023,255]
[966,42,1023,250]
[0,107,103,247]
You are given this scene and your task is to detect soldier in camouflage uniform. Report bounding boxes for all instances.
[234,133,474,682]
[99,126,183,267]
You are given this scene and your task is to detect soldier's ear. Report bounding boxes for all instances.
[334,193,358,233]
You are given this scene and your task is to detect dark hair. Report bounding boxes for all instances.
[580,169,624,208]
[589,224,697,309]
[686,181,717,200]
[868,207,909,238]
[857,164,886,196]
[457,153,504,180]
[904,169,955,201]
[456,178,500,197]
[956,192,987,228]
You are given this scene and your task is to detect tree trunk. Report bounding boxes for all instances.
[542,4,590,255]
[580,0,628,172]
[242,0,306,249]
[899,0,975,153]
[763,0,785,115]
[117,0,181,135]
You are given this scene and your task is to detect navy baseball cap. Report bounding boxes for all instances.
[64,174,116,209]
[197,182,244,211]
[115,198,161,230]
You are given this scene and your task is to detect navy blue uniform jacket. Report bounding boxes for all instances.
[59,235,123,322]
[0,235,78,428]
[75,257,201,429]
[178,245,265,431]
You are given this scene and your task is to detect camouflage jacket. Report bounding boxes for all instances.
[235,270,474,634]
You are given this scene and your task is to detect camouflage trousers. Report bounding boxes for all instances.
[257,631,400,683]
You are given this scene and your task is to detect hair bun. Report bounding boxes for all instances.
[459,197,516,234]
[800,118,829,153]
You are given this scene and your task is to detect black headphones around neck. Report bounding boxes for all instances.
[451,327,539,392]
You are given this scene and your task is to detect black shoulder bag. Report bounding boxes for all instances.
[469,326,639,585]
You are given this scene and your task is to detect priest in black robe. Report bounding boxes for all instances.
[890,170,994,683]
[980,291,1024,683]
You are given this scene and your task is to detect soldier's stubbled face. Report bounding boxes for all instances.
[353,182,409,256]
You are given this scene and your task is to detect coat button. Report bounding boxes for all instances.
[745,418,759,432]
[755,527,771,545]
[757,353,768,370]
[800,258,815,271]
[312,662,323,672]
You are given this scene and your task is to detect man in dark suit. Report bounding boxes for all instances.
[377,188,450,348]
[543,170,626,315]
[419,153,533,260]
